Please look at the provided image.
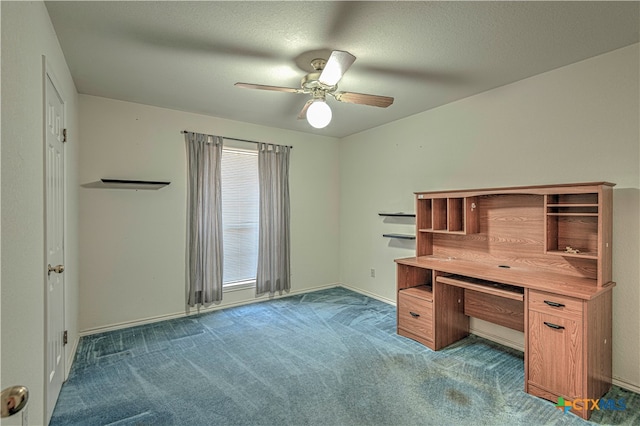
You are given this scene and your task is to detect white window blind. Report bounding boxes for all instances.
[220,148,259,285]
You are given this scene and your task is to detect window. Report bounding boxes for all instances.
[220,147,259,287]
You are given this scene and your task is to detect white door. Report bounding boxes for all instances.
[45,70,65,423]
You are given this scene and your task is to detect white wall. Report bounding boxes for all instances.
[78,95,341,332]
[339,45,640,390]
[1,2,80,425]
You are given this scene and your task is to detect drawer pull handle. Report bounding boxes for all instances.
[544,321,565,330]
[409,311,420,318]
[544,300,565,308]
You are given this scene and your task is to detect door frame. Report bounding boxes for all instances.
[43,55,67,423]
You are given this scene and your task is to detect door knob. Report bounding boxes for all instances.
[1,385,29,418]
[47,264,65,276]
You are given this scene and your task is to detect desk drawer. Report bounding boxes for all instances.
[398,291,433,341]
[529,290,582,319]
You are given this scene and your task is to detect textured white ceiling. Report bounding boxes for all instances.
[45,1,639,138]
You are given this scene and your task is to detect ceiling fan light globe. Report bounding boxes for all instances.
[306,101,332,129]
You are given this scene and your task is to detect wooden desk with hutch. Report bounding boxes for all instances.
[395,182,614,420]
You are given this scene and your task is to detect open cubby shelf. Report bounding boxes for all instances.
[416,195,478,234]
[545,192,600,259]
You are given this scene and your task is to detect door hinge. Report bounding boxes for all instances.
[63,330,68,345]
[62,128,67,143]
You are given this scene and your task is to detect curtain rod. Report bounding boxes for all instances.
[181,130,292,149]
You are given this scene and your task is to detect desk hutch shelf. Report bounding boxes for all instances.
[395,182,614,420]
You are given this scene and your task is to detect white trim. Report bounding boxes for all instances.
[80,312,194,337]
[468,329,525,352]
[340,283,396,306]
[43,55,67,424]
[612,377,640,394]
[65,336,79,379]
[223,280,255,293]
[79,283,340,336]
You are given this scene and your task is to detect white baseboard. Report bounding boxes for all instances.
[65,336,79,379]
[469,329,525,352]
[340,283,396,306]
[612,377,640,394]
[79,311,192,337]
[79,283,339,337]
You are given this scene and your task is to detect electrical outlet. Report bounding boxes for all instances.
[370,268,376,278]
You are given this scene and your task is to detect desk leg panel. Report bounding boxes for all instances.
[434,276,469,350]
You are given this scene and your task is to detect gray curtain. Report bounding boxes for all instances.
[256,143,291,296]
[185,132,224,306]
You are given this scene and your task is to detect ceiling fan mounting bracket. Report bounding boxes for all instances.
[310,58,327,71]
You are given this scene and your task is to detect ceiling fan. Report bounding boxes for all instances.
[235,50,394,129]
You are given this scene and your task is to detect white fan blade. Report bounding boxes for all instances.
[235,82,303,94]
[332,91,394,108]
[318,50,356,86]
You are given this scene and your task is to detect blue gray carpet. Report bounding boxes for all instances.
[51,287,638,425]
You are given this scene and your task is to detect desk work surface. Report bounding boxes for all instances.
[395,256,614,300]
